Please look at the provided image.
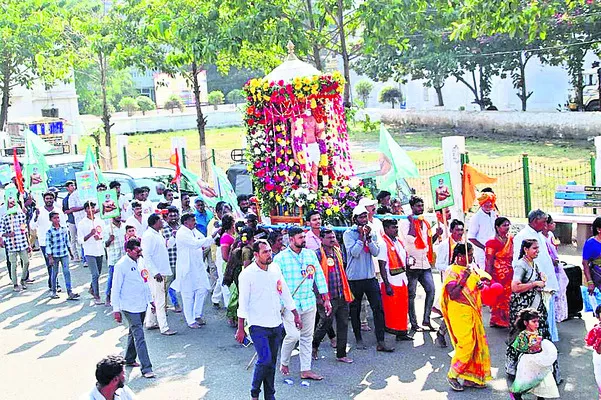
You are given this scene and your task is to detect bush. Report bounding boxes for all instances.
[378,86,403,109]
[208,90,225,109]
[136,95,156,115]
[164,94,185,114]
[118,96,139,116]
[355,80,374,107]
[225,89,245,106]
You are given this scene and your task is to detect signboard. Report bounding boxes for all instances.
[4,187,19,215]
[75,170,98,202]
[97,189,120,220]
[429,172,454,211]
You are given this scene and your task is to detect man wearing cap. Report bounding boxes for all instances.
[274,226,331,380]
[78,201,106,305]
[399,196,442,334]
[358,197,383,237]
[467,191,498,268]
[343,205,394,352]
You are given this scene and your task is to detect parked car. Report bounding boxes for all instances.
[104,167,197,203]
[0,153,85,194]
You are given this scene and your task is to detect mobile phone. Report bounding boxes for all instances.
[242,336,252,347]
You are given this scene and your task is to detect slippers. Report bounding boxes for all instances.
[447,377,464,391]
[463,381,487,389]
[336,357,353,364]
[188,323,201,329]
[300,373,323,381]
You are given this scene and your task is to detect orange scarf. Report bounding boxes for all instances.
[319,247,354,303]
[411,215,433,264]
[382,234,405,275]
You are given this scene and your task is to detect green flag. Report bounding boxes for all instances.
[84,146,105,184]
[376,124,419,192]
[211,164,243,216]
[24,134,49,193]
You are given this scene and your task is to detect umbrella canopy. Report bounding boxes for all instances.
[264,41,321,83]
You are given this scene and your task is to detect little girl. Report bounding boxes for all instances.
[585,305,601,399]
[509,308,559,399]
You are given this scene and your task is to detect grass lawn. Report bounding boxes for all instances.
[81,124,595,218]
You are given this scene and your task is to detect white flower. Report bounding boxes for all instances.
[260,145,266,151]
[297,200,305,207]
[254,147,261,155]
[286,197,294,203]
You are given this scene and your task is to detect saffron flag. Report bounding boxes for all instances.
[169,149,181,184]
[462,164,497,212]
[13,148,24,194]
[24,134,49,193]
[377,124,419,192]
[84,146,105,184]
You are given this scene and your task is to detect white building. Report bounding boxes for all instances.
[6,79,83,136]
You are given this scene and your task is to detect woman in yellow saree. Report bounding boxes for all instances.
[442,243,492,391]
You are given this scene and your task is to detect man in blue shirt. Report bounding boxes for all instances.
[193,198,213,236]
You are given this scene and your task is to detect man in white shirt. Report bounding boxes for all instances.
[434,219,465,273]
[468,192,498,268]
[142,214,176,336]
[81,355,137,400]
[236,239,301,400]
[125,201,147,235]
[111,238,156,379]
[65,182,85,263]
[109,181,132,220]
[171,213,214,328]
[32,191,66,291]
[78,201,106,305]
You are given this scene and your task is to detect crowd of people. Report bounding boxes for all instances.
[4,179,601,400]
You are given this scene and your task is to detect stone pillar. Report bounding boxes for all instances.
[595,136,601,185]
[116,135,128,169]
[442,136,465,221]
[171,136,186,155]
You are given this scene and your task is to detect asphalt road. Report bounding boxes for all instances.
[0,252,597,400]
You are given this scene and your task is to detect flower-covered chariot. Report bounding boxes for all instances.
[243,42,368,225]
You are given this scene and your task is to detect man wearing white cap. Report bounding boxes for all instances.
[358,197,383,237]
[342,205,394,352]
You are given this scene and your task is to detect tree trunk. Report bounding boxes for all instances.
[520,56,527,112]
[305,0,323,71]
[477,66,486,111]
[336,0,351,105]
[576,70,584,111]
[99,51,113,169]
[434,86,444,107]
[191,62,208,182]
[0,57,11,132]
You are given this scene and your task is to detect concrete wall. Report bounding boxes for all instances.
[80,104,244,135]
[381,109,601,140]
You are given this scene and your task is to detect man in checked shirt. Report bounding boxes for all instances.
[1,207,30,292]
[46,212,80,300]
[274,226,332,381]
[162,206,182,313]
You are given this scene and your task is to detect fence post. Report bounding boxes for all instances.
[591,152,597,186]
[122,146,128,168]
[95,146,100,162]
[148,148,153,167]
[212,148,216,166]
[522,153,532,217]
[181,147,187,168]
[74,144,78,155]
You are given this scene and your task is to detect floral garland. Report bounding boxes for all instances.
[243,71,355,219]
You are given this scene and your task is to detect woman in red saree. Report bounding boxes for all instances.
[485,217,513,328]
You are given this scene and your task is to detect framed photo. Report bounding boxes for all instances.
[430,172,454,211]
[76,170,98,202]
[97,189,120,220]
[4,187,19,215]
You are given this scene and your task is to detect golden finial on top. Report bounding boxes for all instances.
[286,41,298,61]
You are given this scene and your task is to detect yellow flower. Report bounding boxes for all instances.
[290,172,296,178]
[325,209,333,216]
[319,154,328,167]
[303,77,311,84]
[269,192,274,198]
[297,93,305,100]
[294,83,302,90]
[328,188,334,194]
[288,159,295,167]
[312,75,319,82]
[286,149,292,155]
[277,157,282,163]
[276,194,282,202]
[311,88,319,95]
[293,77,301,85]
[310,98,317,109]
[332,205,340,212]
[263,95,270,101]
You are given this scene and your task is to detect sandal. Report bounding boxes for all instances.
[188,322,201,329]
[447,377,464,391]
[463,380,487,389]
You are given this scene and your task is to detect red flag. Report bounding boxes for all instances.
[170,148,181,184]
[13,148,24,194]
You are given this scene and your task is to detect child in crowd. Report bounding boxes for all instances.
[585,305,601,400]
[509,308,559,400]
[124,225,138,246]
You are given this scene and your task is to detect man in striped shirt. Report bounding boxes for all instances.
[46,212,80,300]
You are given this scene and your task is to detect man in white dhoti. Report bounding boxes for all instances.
[171,213,215,329]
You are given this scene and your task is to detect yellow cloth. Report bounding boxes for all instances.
[441,264,492,385]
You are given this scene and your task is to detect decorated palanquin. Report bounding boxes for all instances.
[243,42,365,225]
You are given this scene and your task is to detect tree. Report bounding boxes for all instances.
[0,1,75,129]
[136,95,156,115]
[132,0,293,181]
[164,95,185,114]
[379,86,402,108]
[75,66,137,115]
[355,80,374,106]
[208,90,224,109]
[118,96,139,116]
[225,89,245,106]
